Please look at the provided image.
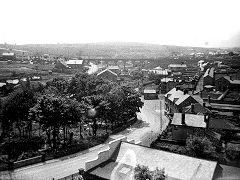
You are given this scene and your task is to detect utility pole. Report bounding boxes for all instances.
[160,100,162,132]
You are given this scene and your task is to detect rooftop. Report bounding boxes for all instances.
[115,142,217,180]
[172,113,206,128]
[168,64,187,68]
[203,67,214,78]
[66,59,83,65]
[161,77,173,83]
[165,88,193,105]
[183,103,212,115]
[97,68,118,77]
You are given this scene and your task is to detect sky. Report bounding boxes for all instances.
[1,0,240,47]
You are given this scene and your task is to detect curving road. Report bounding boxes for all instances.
[0,96,169,180]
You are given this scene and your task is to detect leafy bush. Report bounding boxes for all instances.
[134,164,166,180]
[2,136,44,160]
[186,135,216,158]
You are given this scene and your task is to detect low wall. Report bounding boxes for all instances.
[85,136,140,171]
[13,155,42,169]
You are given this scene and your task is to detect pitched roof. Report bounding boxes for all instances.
[115,142,218,180]
[66,59,83,65]
[183,103,212,114]
[161,77,173,83]
[165,88,193,105]
[2,52,14,56]
[172,113,206,128]
[143,89,156,94]
[168,64,187,68]
[203,67,214,78]
[209,118,240,131]
[97,68,118,77]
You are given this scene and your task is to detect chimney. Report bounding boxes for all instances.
[208,95,211,103]
[203,102,206,107]
[181,113,186,125]
[184,89,188,95]
[204,115,209,129]
[191,103,194,113]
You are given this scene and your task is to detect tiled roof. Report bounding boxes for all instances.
[203,67,214,78]
[115,142,218,180]
[165,88,192,105]
[171,113,206,128]
[97,68,118,77]
[183,103,212,114]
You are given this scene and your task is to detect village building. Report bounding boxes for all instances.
[84,137,222,180]
[171,113,207,141]
[183,102,212,115]
[143,89,158,100]
[164,87,197,115]
[203,67,215,86]
[97,69,118,82]
[168,64,187,72]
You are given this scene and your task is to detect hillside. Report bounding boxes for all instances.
[0,42,221,59]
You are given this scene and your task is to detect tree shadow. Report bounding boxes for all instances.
[131,119,150,129]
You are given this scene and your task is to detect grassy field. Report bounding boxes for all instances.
[0,61,74,82]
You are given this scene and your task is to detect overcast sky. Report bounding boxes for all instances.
[1,0,240,47]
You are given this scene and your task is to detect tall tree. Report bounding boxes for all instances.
[29,94,85,149]
[2,88,37,139]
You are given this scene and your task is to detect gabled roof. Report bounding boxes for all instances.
[97,68,118,77]
[183,103,212,114]
[172,113,206,128]
[218,76,240,85]
[115,142,217,180]
[203,67,214,78]
[165,88,193,105]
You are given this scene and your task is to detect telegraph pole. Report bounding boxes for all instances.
[160,100,162,132]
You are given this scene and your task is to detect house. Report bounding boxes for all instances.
[108,66,121,75]
[171,113,207,141]
[65,59,84,69]
[160,78,176,93]
[97,69,118,82]
[164,87,197,115]
[84,137,222,180]
[168,64,187,72]
[1,52,15,61]
[183,102,212,115]
[203,67,215,86]
[215,76,240,91]
[143,89,158,100]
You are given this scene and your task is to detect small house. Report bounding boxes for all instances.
[143,89,158,100]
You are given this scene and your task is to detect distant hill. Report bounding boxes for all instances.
[0,42,222,59]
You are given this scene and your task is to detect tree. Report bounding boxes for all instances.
[134,165,152,180]
[134,164,166,180]
[83,95,110,136]
[186,135,216,158]
[29,94,85,149]
[46,77,69,95]
[2,88,37,139]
